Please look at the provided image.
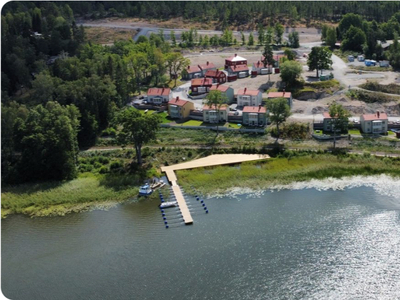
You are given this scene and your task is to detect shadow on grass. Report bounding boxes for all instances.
[2,180,65,195]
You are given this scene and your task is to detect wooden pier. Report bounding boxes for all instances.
[161,154,269,225]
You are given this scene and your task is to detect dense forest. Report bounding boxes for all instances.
[2,1,400,185]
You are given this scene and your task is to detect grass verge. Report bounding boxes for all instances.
[177,153,400,195]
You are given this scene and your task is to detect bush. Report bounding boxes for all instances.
[110,160,123,171]
[94,162,102,169]
[79,164,93,172]
[98,156,110,164]
[101,127,117,137]
[99,166,109,174]
[270,123,310,139]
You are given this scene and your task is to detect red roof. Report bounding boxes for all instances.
[253,61,273,68]
[203,104,228,111]
[191,78,213,86]
[362,112,388,121]
[268,92,292,98]
[237,88,260,96]
[169,97,190,107]
[210,84,230,92]
[198,62,216,70]
[186,65,201,73]
[229,65,249,72]
[243,106,266,113]
[205,69,226,77]
[147,88,171,96]
[323,112,332,118]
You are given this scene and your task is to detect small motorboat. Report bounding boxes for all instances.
[139,184,153,196]
[159,201,178,208]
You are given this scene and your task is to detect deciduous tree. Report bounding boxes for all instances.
[116,108,161,165]
[280,60,302,86]
[328,103,351,149]
[266,97,291,141]
[307,46,332,77]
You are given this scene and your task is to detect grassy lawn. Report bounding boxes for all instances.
[227,123,242,129]
[349,129,361,135]
[179,120,203,126]
[388,131,395,136]
[158,111,173,124]
[313,130,324,135]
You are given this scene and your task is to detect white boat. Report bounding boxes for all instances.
[159,201,178,208]
[139,184,153,196]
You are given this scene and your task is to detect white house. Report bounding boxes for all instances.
[203,104,228,123]
[237,88,263,107]
[360,112,388,134]
[146,88,172,104]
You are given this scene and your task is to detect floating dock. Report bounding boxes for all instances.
[161,154,269,225]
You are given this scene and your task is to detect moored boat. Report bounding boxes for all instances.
[139,184,153,196]
[159,201,178,208]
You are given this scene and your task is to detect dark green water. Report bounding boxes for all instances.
[2,186,400,300]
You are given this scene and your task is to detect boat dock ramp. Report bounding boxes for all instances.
[161,154,269,225]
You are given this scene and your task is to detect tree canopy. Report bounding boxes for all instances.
[280,60,302,87]
[307,47,332,77]
[266,97,291,140]
[328,103,351,148]
[115,108,161,165]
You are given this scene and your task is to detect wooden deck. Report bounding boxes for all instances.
[162,154,269,225]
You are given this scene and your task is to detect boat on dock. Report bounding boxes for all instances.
[139,184,153,196]
[159,201,178,208]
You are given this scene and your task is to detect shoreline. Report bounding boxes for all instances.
[2,153,400,219]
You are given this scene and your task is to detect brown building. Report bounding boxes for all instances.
[190,78,213,95]
[168,97,195,120]
[205,69,227,84]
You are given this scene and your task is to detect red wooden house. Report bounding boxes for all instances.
[205,69,227,84]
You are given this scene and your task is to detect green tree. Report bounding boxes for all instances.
[325,27,337,48]
[265,26,274,45]
[266,97,291,141]
[116,108,161,165]
[288,31,299,48]
[205,90,227,135]
[170,30,176,46]
[280,60,302,87]
[388,33,400,70]
[262,42,275,81]
[307,46,332,77]
[248,32,254,46]
[328,103,351,149]
[258,24,265,45]
[165,52,190,86]
[241,31,245,46]
[321,24,329,41]
[14,102,80,182]
[274,23,284,45]
[341,25,366,52]
[284,48,296,60]
[338,13,363,38]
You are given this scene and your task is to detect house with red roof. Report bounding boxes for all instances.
[242,106,267,127]
[205,69,227,84]
[322,112,339,132]
[227,64,249,78]
[198,61,217,76]
[252,60,273,75]
[360,111,388,134]
[225,54,247,69]
[181,65,202,80]
[267,91,293,108]
[209,84,234,104]
[237,88,262,107]
[203,104,228,123]
[168,96,195,120]
[146,87,172,104]
[190,78,213,95]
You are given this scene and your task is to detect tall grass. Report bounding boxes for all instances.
[177,154,400,194]
[1,173,168,218]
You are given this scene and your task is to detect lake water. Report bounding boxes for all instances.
[2,178,400,300]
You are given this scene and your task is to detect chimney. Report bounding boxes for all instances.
[283,89,285,97]
[176,96,179,101]
[207,61,209,65]
[259,104,262,112]
[235,53,237,57]
[244,87,247,93]
[187,66,190,70]
[377,111,380,118]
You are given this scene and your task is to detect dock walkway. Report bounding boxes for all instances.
[161,154,269,225]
